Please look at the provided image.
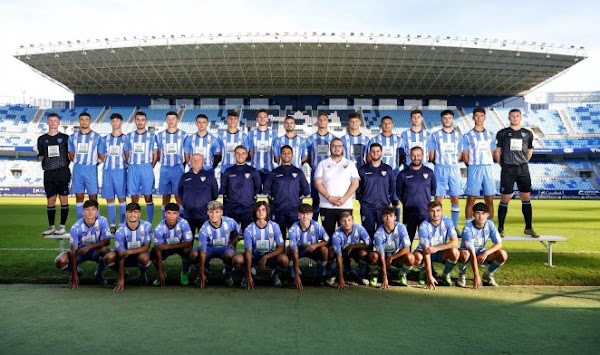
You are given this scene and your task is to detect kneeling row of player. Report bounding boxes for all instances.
[55,199,507,292]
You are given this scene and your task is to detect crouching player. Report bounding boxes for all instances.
[55,200,111,288]
[287,203,330,290]
[233,201,288,289]
[456,202,507,288]
[414,201,459,290]
[368,207,414,289]
[189,200,241,288]
[151,202,194,287]
[104,202,153,292]
[328,211,371,289]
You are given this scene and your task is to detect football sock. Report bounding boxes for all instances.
[357,260,367,276]
[60,205,69,225]
[96,257,106,274]
[75,202,84,219]
[401,265,412,275]
[443,260,457,275]
[522,201,533,229]
[161,205,166,220]
[119,202,127,225]
[487,260,503,274]
[146,202,155,223]
[395,207,402,223]
[47,206,56,226]
[107,203,116,226]
[451,204,460,229]
[316,260,327,277]
[498,203,508,229]
[458,263,468,273]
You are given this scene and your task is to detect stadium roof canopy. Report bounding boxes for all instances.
[15,33,587,97]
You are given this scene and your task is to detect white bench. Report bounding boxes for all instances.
[43,234,70,253]
[503,235,568,268]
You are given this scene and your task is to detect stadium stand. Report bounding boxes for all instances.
[566,104,600,134]
[493,108,568,135]
[42,107,104,125]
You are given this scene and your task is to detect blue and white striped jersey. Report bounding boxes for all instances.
[219,130,248,168]
[246,128,275,172]
[427,129,463,166]
[306,132,336,169]
[287,220,330,251]
[331,223,371,255]
[341,133,370,165]
[114,220,153,251]
[417,216,457,250]
[183,132,223,170]
[98,133,126,171]
[197,216,241,250]
[460,220,501,252]
[69,216,112,248]
[374,222,410,255]
[68,131,101,165]
[400,129,429,165]
[156,129,187,167]
[243,221,284,254]
[153,217,193,246]
[367,134,403,171]
[273,135,308,168]
[461,129,496,166]
[124,131,158,165]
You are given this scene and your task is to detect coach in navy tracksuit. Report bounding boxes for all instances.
[357,142,395,240]
[396,146,436,244]
[220,145,262,230]
[178,153,219,235]
[263,145,310,239]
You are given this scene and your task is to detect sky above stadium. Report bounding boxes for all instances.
[0,0,598,103]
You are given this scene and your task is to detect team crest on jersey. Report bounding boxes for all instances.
[141,231,145,236]
[381,171,387,176]
[207,137,212,143]
[423,173,429,179]
[244,173,250,179]
[521,132,527,137]
[176,230,182,237]
[95,226,100,231]
[343,164,349,168]
[292,173,298,178]
[269,231,274,237]
[57,138,63,143]
[200,176,206,182]
[115,241,120,248]
[485,229,490,238]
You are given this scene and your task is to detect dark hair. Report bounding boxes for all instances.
[298,203,313,214]
[126,202,141,212]
[317,112,329,119]
[473,202,489,213]
[196,114,208,121]
[234,145,247,153]
[257,109,268,116]
[440,110,454,118]
[135,111,147,118]
[330,138,343,147]
[252,201,270,221]
[369,142,382,151]
[47,113,60,120]
[508,108,521,115]
[166,111,178,118]
[83,200,99,209]
[381,206,396,217]
[410,109,423,117]
[410,146,423,154]
[348,112,362,121]
[381,115,392,124]
[227,110,240,118]
[472,107,486,115]
[79,112,91,119]
[428,201,443,210]
[284,115,295,122]
[339,211,353,221]
[280,145,293,154]
[164,202,180,212]
[109,113,123,120]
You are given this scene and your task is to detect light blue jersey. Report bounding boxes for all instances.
[197,216,241,250]
[153,217,193,246]
[98,134,126,171]
[427,129,463,166]
[246,128,275,172]
[114,221,153,252]
[331,223,370,255]
[374,222,410,256]
[183,132,223,170]
[400,128,429,165]
[273,134,307,168]
[287,220,329,251]
[460,220,501,252]
[219,130,248,170]
[416,216,457,250]
[306,132,336,169]
[156,129,187,167]
[124,131,158,165]
[243,221,284,254]
[68,130,101,165]
[341,133,370,165]
[367,134,403,171]
[461,129,496,166]
[69,217,112,248]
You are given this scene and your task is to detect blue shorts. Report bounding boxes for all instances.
[123,252,150,268]
[466,165,496,196]
[250,251,279,268]
[460,248,491,265]
[159,165,184,195]
[196,246,236,262]
[295,248,321,261]
[72,164,99,194]
[101,169,127,199]
[435,165,462,197]
[127,164,155,196]
[383,255,402,268]
[75,248,101,264]
[430,250,446,263]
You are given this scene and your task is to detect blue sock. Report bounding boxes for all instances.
[395,207,402,223]
[443,260,457,275]
[224,265,233,275]
[458,263,468,273]
[161,206,166,220]
[146,202,154,223]
[487,261,503,274]
[451,204,460,229]
[107,203,116,226]
[289,263,296,278]
[119,202,126,225]
[273,267,283,276]
[181,258,192,274]
[75,203,84,219]
[316,260,326,277]
[327,261,337,275]
[96,258,106,274]
[357,260,367,276]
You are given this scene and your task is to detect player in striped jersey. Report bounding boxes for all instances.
[368,207,414,288]
[98,113,127,233]
[183,113,223,173]
[427,110,463,233]
[367,116,404,221]
[233,201,288,289]
[287,203,330,290]
[219,110,247,173]
[400,109,430,168]
[457,202,507,288]
[273,116,308,169]
[246,109,275,185]
[124,112,158,223]
[461,107,496,225]
[104,202,153,292]
[413,201,459,290]
[190,200,242,288]
[54,200,111,288]
[156,111,187,218]
[68,112,102,219]
[151,203,194,287]
[306,113,337,220]
[340,112,369,168]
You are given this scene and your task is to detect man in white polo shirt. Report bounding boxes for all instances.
[314,138,360,238]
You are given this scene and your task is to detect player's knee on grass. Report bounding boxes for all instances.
[493,249,508,263]
[116,250,128,261]
[403,252,416,266]
[368,252,379,265]
[54,252,69,269]
[103,251,116,266]
[188,250,199,263]
[223,252,234,264]
[413,251,423,265]
[232,254,244,268]
[443,248,460,263]
[458,250,470,263]
[138,253,150,265]
[277,253,289,267]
